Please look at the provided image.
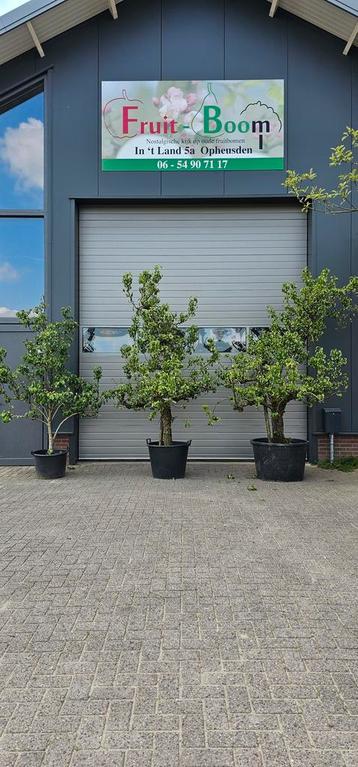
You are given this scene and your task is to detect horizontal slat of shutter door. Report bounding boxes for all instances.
[79,204,307,458]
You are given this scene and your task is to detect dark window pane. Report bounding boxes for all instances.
[0,218,44,318]
[0,92,44,210]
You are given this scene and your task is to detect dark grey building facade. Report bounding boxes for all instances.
[0,0,357,463]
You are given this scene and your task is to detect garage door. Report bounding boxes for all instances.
[79,204,307,459]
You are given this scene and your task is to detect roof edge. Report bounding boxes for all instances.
[0,0,67,33]
[326,0,358,17]
[0,0,124,34]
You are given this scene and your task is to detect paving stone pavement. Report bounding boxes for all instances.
[0,461,357,767]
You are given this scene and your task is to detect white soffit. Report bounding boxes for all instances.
[266,0,358,50]
[0,0,121,66]
[0,0,357,69]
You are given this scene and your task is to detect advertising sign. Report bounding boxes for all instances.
[102,80,284,172]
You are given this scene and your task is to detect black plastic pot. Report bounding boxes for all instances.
[147,439,191,479]
[31,449,67,479]
[251,438,308,482]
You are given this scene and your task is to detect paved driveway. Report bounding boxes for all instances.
[0,462,357,767]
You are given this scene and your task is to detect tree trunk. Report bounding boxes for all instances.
[271,411,285,443]
[263,405,273,442]
[47,418,54,454]
[160,406,173,446]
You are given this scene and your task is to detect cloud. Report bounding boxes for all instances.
[0,307,17,317]
[0,118,44,191]
[0,261,20,282]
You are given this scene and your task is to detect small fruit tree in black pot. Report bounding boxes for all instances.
[110,266,218,479]
[0,347,13,423]
[0,303,103,479]
[222,269,358,481]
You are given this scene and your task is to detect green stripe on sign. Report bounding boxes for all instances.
[102,158,285,172]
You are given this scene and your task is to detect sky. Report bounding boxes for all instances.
[0,0,29,16]
[0,93,44,317]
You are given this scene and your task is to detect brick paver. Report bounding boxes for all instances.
[0,462,357,767]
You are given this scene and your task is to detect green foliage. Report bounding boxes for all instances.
[108,266,218,445]
[0,347,12,422]
[202,402,220,426]
[219,269,358,443]
[284,127,358,213]
[318,455,358,472]
[1,302,103,454]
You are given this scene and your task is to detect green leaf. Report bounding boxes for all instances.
[1,303,104,451]
[221,268,357,442]
[106,267,219,443]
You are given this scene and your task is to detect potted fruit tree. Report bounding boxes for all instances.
[221,269,358,481]
[109,266,218,479]
[0,303,103,479]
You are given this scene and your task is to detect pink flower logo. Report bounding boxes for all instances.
[153,87,197,121]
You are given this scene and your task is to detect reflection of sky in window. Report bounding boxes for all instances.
[0,92,44,209]
[0,92,44,318]
[0,219,44,317]
[198,327,246,353]
[82,327,250,353]
[82,328,131,353]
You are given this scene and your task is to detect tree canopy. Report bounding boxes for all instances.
[219,269,358,443]
[109,266,218,446]
[284,127,358,214]
[1,303,103,453]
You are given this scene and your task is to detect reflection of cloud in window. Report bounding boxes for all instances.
[0,118,44,191]
[0,261,20,282]
[0,218,44,317]
[198,327,246,353]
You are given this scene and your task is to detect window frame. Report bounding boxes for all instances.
[0,78,46,325]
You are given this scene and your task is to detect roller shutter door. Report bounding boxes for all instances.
[79,204,307,459]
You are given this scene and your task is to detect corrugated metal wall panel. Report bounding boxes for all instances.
[79,204,307,459]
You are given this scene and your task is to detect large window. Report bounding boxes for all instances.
[0,87,44,319]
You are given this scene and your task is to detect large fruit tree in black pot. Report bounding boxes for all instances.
[221,269,358,481]
[0,303,103,479]
[109,266,218,479]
